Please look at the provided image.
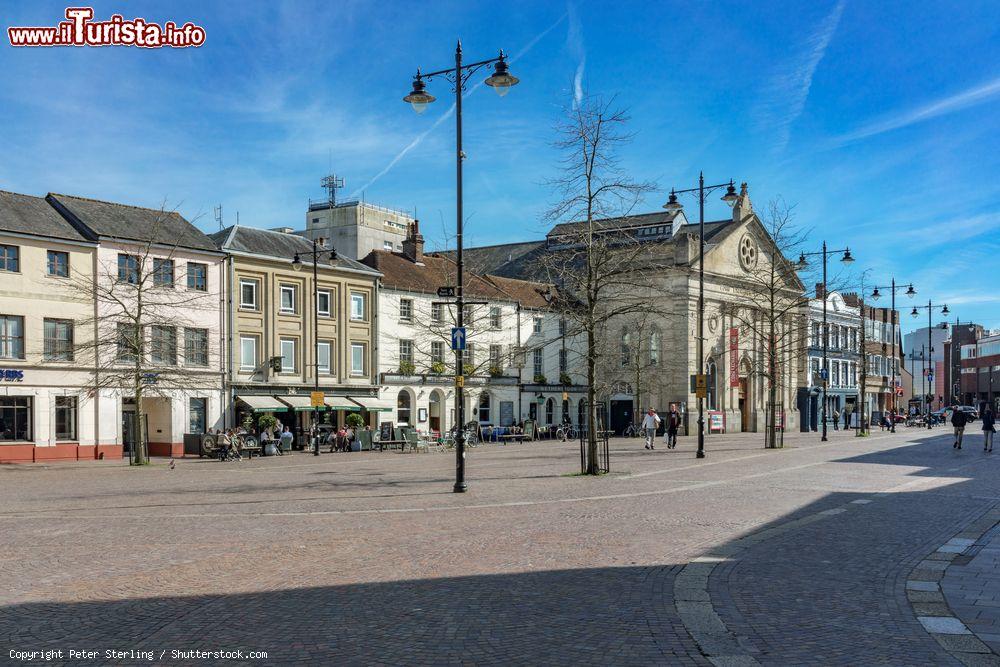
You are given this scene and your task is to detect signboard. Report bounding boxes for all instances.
[142,373,158,385]
[0,369,25,382]
[694,373,707,398]
[708,411,725,433]
[310,391,325,408]
[562,391,569,401]
[451,327,466,351]
[500,401,514,427]
[820,368,829,381]
[437,286,456,298]
[729,328,739,387]
[455,375,464,388]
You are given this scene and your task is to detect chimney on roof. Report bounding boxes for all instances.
[816,282,826,299]
[402,218,424,263]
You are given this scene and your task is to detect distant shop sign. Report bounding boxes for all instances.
[0,369,24,382]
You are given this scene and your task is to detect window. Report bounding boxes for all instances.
[831,327,840,349]
[279,284,297,314]
[463,343,475,368]
[650,329,661,365]
[545,398,554,424]
[621,331,632,368]
[811,358,820,384]
[317,289,332,317]
[489,306,501,329]
[116,323,138,363]
[239,279,259,309]
[833,362,841,386]
[351,343,366,375]
[399,298,413,322]
[399,339,414,364]
[280,338,297,372]
[478,393,491,423]
[533,348,544,378]
[0,396,31,441]
[849,329,857,351]
[239,336,257,371]
[383,240,393,251]
[43,319,73,361]
[151,326,177,365]
[351,292,366,320]
[0,315,25,359]
[47,250,69,277]
[317,341,331,374]
[490,344,503,368]
[397,390,412,425]
[184,328,208,367]
[431,341,445,365]
[559,348,568,374]
[533,317,543,334]
[117,254,139,284]
[189,397,207,434]
[0,245,19,272]
[54,396,77,440]
[463,305,474,328]
[187,262,207,291]
[431,303,443,323]
[153,258,174,287]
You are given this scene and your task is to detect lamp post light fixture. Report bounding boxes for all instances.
[663,176,738,458]
[910,299,948,428]
[869,279,916,432]
[404,42,519,493]
[796,243,855,442]
[292,240,339,455]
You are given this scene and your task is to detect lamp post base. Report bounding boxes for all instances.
[453,483,467,493]
[696,450,706,459]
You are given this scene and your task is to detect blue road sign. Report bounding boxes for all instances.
[820,368,828,381]
[451,327,466,351]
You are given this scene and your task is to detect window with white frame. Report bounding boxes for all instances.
[431,340,445,365]
[462,343,475,368]
[280,338,296,372]
[153,258,174,287]
[832,361,840,386]
[350,292,366,320]
[239,335,257,371]
[239,279,259,310]
[0,315,24,360]
[559,348,568,374]
[184,328,209,367]
[116,323,138,363]
[399,339,414,365]
[117,254,139,284]
[317,341,331,374]
[399,298,413,322]
[533,348,544,378]
[54,395,78,441]
[43,319,73,361]
[533,317,542,334]
[431,303,443,323]
[150,326,177,365]
[490,344,502,369]
[186,262,207,291]
[0,245,19,272]
[489,306,501,329]
[279,284,297,314]
[47,250,69,277]
[351,342,366,375]
[317,289,331,317]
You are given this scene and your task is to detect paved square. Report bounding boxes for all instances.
[2,427,998,665]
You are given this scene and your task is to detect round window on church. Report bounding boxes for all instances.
[738,235,758,271]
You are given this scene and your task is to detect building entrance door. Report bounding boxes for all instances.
[121,410,136,455]
[739,378,749,432]
[610,400,632,435]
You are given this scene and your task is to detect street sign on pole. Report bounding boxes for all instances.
[437,286,456,298]
[451,327,466,351]
[310,391,325,408]
[820,368,829,381]
[455,375,464,388]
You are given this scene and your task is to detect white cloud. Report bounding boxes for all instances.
[757,0,845,153]
[831,76,1000,146]
[566,3,585,107]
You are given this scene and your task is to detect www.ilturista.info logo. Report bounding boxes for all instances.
[8,7,206,48]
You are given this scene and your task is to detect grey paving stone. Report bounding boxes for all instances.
[921,616,972,634]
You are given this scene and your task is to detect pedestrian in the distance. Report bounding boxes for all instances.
[664,404,681,449]
[982,406,996,453]
[844,409,850,430]
[641,408,660,450]
[952,408,968,449]
[833,408,840,431]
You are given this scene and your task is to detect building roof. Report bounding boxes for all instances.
[359,250,553,309]
[210,225,378,275]
[47,193,219,252]
[0,190,91,242]
[546,210,683,238]
[438,240,546,275]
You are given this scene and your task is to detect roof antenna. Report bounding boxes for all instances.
[214,204,223,230]
[236,211,240,225]
[321,173,345,207]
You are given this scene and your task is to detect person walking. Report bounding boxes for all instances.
[664,404,681,449]
[641,408,661,450]
[952,407,969,449]
[843,409,850,430]
[833,408,840,431]
[982,406,996,453]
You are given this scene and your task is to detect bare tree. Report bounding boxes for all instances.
[538,97,661,474]
[63,214,220,464]
[724,199,808,448]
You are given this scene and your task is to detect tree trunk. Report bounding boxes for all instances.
[586,327,598,475]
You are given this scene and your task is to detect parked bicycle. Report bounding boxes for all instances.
[622,423,640,438]
[555,424,578,440]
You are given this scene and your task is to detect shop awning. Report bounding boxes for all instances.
[325,397,361,411]
[349,395,394,412]
[278,395,319,412]
[236,395,287,413]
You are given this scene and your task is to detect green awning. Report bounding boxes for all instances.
[326,398,361,411]
[236,395,287,413]
[349,395,394,412]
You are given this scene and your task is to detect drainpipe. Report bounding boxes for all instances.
[92,247,102,451]
[225,255,234,428]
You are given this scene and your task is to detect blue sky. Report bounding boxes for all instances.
[1,1,998,332]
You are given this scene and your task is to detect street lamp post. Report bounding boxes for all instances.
[293,240,338,455]
[870,280,916,432]
[404,42,520,492]
[910,299,949,429]
[796,244,855,441]
[664,175,738,458]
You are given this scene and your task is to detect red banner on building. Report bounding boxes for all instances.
[729,327,739,387]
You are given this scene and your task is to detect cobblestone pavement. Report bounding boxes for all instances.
[1,426,998,665]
